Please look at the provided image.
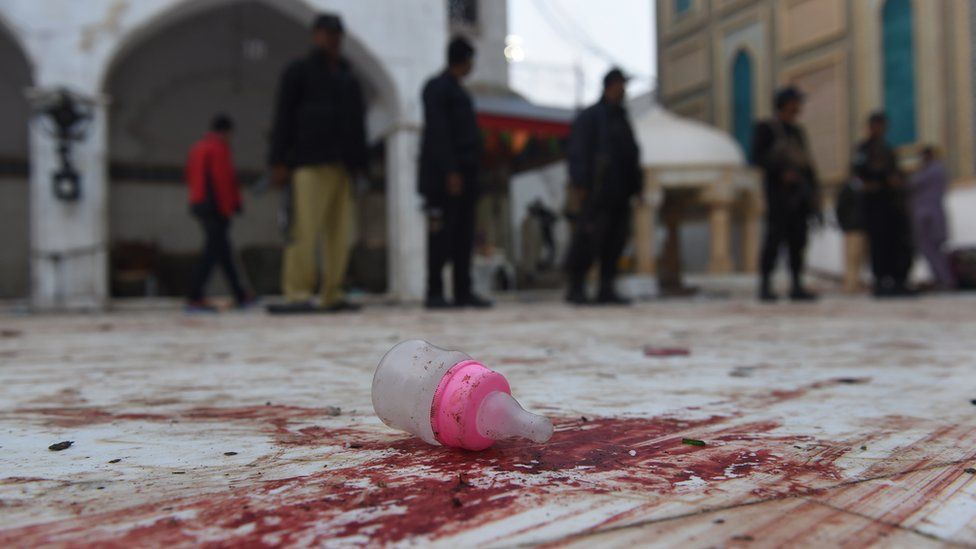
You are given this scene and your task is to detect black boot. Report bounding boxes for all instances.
[790,287,819,301]
[596,291,631,306]
[456,293,493,309]
[890,282,918,298]
[425,295,453,310]
[790,272,818,301]
[596,284,631,306]
[758,276,778,302]
[566,276,588,305]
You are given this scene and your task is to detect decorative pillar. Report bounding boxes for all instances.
[658,189,690,291]
[703,170,735,275]
[633,169,662,275]
[385,125,425,302]
[29,89,108,311]
[740,173,764,274]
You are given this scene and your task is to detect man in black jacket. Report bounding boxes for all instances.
[564,68,641,305]
[853,112,914,297]
[418,37,491,309]
[267,14,367,313]
[752,87,820,302]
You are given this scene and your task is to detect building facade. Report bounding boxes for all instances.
[656,0,975,191]
[0,0,507,308]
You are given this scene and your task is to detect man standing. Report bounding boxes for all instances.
[419,37,491,309]
[908,146,955,290]
[564,68,641,305]
[185,114,253,312]
[853,112,914,297]
[752,87,820,302]
[267,14,366,313]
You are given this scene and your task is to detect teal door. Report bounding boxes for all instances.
[882,0,917,146]
[732,51,754,159]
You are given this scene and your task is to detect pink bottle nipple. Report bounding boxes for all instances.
[430,360,553,451]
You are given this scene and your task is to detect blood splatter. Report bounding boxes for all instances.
[643,346,691,357]
[0,411,849,547]
[15,407,169,428]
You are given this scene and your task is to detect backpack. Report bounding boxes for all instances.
[835,178,865,232]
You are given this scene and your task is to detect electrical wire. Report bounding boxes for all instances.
[533,0,616,64]
[530,0,648,80]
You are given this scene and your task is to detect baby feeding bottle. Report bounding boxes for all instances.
[371,340,553,451]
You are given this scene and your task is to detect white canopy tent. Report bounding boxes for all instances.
[630,104,762,281]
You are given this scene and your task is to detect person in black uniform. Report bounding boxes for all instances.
[752,87,821,302]
[853,112,915,297]
[418,37,491,309]
[564,68,641,305]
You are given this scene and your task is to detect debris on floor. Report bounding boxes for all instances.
[644,345,691,357]
[834,378,870,385]
[324,406,341,416]
[730,365,758,378]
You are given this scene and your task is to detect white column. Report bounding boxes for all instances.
[703,171,735,275]
[633,169,662,275]
[740,184,764,274]
[385,126,425,302]
[29,93,108,311]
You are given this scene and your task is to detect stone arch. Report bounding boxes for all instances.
[0,11,33,71]
[103,1,310,171]
[0,14,34,298]
[0,13,33,162]
[99,0,400,133]
[97,0,402,298]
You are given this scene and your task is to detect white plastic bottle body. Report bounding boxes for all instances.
[371,340,470,445]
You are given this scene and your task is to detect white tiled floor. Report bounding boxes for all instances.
[1,294,975,546]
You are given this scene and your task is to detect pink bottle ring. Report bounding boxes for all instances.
[430,360,511,451]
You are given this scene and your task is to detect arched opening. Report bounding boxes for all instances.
[102,0,397,299]
[0,19,32,299]
[882,0,917,146]
[731,50,754,160]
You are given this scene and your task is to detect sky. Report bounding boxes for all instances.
[507,0,656,109]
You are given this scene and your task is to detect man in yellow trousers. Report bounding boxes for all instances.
[266,14,366,314]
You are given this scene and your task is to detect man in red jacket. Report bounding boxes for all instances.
[185,114,253,312]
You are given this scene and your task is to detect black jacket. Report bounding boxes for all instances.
[268,50,367,171]
[852,137,899,189]
[567,100,641,206]
[418,71,482,199]
[751,120,819,213]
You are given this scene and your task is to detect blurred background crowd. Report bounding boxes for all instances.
[0,0,974,313]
